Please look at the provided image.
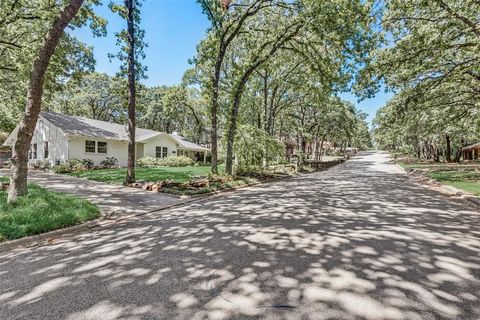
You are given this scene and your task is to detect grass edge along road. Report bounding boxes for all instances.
[399,162,480,196]
[0,177,99,241]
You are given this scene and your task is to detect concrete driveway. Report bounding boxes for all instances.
[0,169,183,216]
[1,152,479,320]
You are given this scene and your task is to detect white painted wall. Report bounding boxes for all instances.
[8,117,191,168]
[29,117,68,165]
[68,136,129,167]
[143,134,179,158]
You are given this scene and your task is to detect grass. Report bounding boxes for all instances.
[69,165,282,195]
[398,161,480,196]
[0,177,100,241]
[427,171,480,196]
[399,162,452,170]
[162,176,259,196]
[70,165,223,184]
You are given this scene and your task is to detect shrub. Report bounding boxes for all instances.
[72,164,88,172]
[137,156,194,168]
[100,157,118,169]
[52,164,72,174]
[136,157,160,168]
[32,160,51,170]
[0,160,11,168]
[67,158,83,168]
[226,124,285,167]
[196,161,211,167]
[158,155,194,167]
[235,165,265,177]
[81,158,95,170]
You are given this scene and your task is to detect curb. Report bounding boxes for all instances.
[0,220,101,254]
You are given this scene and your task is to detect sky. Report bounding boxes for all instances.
[72,0,392,124]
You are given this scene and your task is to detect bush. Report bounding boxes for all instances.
[81,158,95,170]
[52,164,72,174]
[159,155,194,167]
[32,160,51,170]
[196,161,211,167]
[136,156,195,168]
[67,158,83,168]
[0,160,11,168]
[100,157,118,169]
[235,165,265,177]
[136,157,160,168]
[72,164,88,173]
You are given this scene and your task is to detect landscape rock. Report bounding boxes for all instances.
[129,182,143,189]
[142,183,154,191]
[191,179,209,188]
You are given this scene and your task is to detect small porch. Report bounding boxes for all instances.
[177,148,208,163]
[462,143,480,161]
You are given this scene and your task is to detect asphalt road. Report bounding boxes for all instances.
[1,152,479,320]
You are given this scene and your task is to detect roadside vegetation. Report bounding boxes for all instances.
[2,0,374,203]
[0,177,99,241]
[370,1,479,196]
[70,163,300,195]
[398,161,480,196]
[71,165,219,184]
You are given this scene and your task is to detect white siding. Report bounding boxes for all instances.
[143,134,179,158]
[29,117,68,165]
[68,137,129,167]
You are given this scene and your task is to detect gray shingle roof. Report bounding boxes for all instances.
[41,112,159,141]
[168,134,209,151]
[40,112,208,151]
[462,143,480,151]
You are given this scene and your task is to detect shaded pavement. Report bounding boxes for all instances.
[0,169,182,216]
[1,152,480,320]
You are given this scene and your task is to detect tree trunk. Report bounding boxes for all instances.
[263,71,268,131]
[319,138,325,161]
[434,147,440,163]
[210,47,224,175]
[267,86,278,135]
[125,0,136,184]
[8,0,85,203]
[445,133,452,162]
[225,85,245,175]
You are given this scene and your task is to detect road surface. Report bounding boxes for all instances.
[1,152,479,320]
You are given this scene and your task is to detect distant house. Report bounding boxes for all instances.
[462,143,480,160]
[3,112,209,167]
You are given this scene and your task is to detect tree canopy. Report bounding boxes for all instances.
[372,0,480,162]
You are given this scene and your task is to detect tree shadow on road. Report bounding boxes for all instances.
[1,152,479,320]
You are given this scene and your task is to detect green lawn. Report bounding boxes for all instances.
[427,171,480,196]
[399,162,450,170]
[398,161,480,195]
[70,165,223,184]
[0,177,99,241]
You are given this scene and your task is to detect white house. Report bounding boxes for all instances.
[3,112,209,167]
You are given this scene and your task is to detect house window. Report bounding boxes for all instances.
[44,142,49,159]
[156,147,168,158]
[85,140,96,153]
[32,143,37,159]
[97,142,107,154]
